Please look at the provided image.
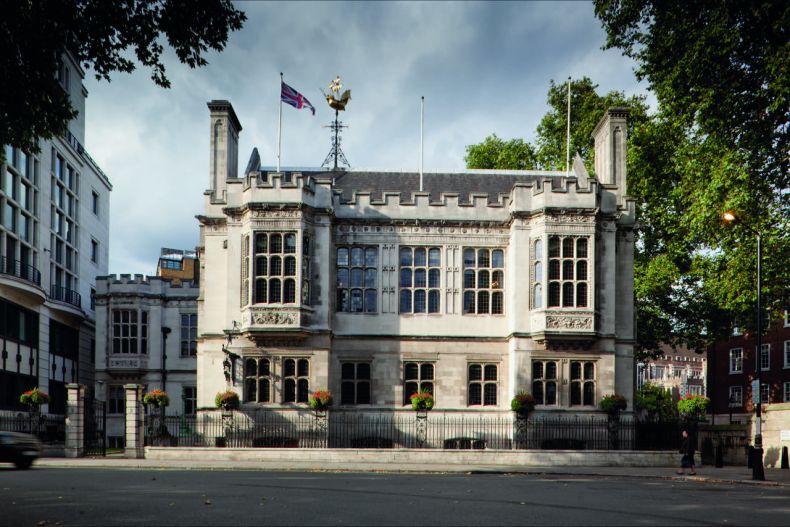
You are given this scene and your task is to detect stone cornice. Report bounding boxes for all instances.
[222,203,331,221]
[196,215,227,227]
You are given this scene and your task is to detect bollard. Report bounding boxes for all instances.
[782,446,789,470]
[715,444,724,468]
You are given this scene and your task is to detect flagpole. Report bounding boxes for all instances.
[420,96,424,192]
[278,72,283,173]
[565,76,571,175]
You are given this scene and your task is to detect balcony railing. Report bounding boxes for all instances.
[0,256,41,286]
[50,284,81,308]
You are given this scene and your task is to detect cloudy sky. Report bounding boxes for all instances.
[83,1,651,275]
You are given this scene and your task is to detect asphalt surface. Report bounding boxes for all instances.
[2,468,790,526]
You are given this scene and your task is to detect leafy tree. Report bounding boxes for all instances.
[593,0,789,190]
[465,78,647,173]
[465,19,790,358]
[533,77,647,172]
[0,0,246,157]
[594,0,790,328]
[635,383,677,422]
[464,135,537,171]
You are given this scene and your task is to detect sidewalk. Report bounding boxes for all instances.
[35,455,790,487]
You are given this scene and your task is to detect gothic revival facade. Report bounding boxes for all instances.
[196,100,636,414]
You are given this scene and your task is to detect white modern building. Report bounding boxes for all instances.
[195,100,636,414]
[1,52,112,414]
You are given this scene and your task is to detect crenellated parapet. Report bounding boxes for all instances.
[95,274,199,300]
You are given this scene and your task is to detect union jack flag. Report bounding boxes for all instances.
[281,81,315,115]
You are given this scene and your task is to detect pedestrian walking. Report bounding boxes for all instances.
[677,429,697,475]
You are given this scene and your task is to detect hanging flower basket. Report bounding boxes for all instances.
[143,389,170,408]
[600,394,627,416]
[511,391,536,417]
[410,391,434,412]
[677,394,709,419]
[215,390,240,411]
[308,390,333,412]
[20,387,50,407]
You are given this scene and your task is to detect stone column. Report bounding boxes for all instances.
[124,384,144,459]
[65,383,85,458]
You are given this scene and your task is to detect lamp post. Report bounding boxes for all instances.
[723,211,765,481]
[161,326,171,394]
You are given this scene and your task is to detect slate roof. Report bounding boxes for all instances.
[249,147,585,204]
[319,170,567,204]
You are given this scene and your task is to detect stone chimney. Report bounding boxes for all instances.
[207,100,242,201]
[591,107,629,193]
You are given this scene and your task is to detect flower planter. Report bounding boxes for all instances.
[215,391,240,411]
[309,390,333,414]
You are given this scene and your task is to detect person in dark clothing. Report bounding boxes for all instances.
[677,429,697,475]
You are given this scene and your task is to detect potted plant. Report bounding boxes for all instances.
[510,391,536,417]
[143,389,170,408]
[410,391,434,412]
[599,394,628,416]
[20,387,50,411]
[308,390,333,412]
[215,390,240,411]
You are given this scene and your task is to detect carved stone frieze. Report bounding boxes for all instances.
[545,214,596,224]
[545,315,593,330]
[250,308,300,326]
[252,210,302,219]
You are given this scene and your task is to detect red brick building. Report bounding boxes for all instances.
[707,312,790,423]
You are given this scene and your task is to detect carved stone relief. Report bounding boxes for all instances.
[545,214,596,224]
[250,310,299,326]
[545,315,593,330]
[252,210,302,219]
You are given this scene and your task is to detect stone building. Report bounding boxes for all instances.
[94,264,199,447]
[636,344,707,399]
[196,100,636,414]
[0,52,112,414]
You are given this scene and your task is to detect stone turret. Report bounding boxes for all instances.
[592,107,629,199]
[207,100,242,202]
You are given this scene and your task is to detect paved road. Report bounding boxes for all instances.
[1,468,788,526]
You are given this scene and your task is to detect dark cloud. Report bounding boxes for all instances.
[83,1,649,274]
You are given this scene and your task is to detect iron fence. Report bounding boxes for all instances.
[144,410,683,451]
[0,412,66,444]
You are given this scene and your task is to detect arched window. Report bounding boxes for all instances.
[269,234,282,253]
[463,247,505,314]
[562,282,574,306]
[284,256,296,276]
[283,279,296,303]
[546,236,590,309]
[268,278,281,303]
[284,233,296,253]
[400,246,441,314]
[250,230,306,306]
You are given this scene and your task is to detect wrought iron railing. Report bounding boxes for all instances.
[0,412,66,444]
[143,410,682,451]
[0,256,41,286]
[50,284,81,308]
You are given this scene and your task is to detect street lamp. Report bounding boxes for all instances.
[161,326,171,394]
[723,211,765,481]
